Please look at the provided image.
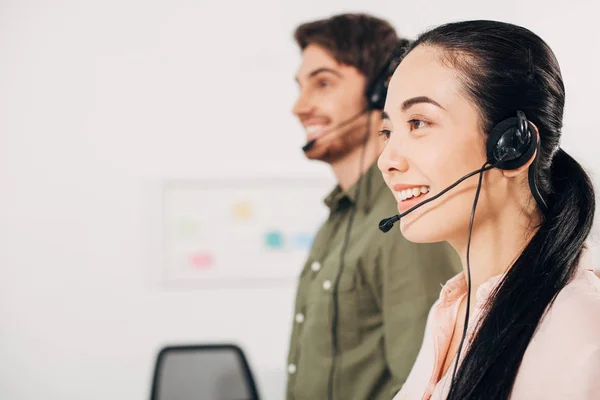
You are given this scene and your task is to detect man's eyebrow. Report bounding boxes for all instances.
[381,111,389,120]
[295,67,342,83]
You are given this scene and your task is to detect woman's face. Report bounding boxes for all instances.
[378,45,510,245]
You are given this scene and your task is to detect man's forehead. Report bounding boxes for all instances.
[295,44,341,80]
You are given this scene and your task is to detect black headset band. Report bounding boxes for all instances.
[366,44,405,110]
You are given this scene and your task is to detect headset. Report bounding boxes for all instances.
[365,45,405,111]
[378,110,548,396]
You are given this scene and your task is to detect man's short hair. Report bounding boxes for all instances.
[294,13,410,92]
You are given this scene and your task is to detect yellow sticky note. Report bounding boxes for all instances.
[232,201,253,220]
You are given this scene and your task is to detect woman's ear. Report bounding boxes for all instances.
[502,122,539,178]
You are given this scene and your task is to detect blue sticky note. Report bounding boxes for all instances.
[292,233,313,250]
[265,231,284,249]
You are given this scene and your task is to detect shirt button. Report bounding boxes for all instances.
[288,363,297,374]
[311,261,321,272]
[323,280,332,290]
[295,313,305,323]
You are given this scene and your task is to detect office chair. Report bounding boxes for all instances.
[150,344,260,400]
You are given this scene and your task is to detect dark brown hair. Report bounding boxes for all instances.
[294,13,409,90]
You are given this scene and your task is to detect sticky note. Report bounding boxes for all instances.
[265,231,284,249]
[189,252,213,269]
[231,201,253,221]
[175,219,200,237]
[292,233,313,250]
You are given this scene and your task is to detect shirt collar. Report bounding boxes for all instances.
[439,271,506,305]
[323,161,386,213]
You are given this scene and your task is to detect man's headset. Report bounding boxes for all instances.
[301,46,403,152]
[378,110,548,395]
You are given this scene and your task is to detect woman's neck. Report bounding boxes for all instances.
[450,202,539,307]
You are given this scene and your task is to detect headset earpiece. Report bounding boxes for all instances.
[366,64,395,110]
[365,46,405,110]
[366,78,388,110]
[486,110,537,170]
[487,110,548,213]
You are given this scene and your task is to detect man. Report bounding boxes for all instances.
[286,13,462,400]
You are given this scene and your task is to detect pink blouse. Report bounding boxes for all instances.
[394,263,600,399]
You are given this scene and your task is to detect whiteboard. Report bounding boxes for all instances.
[161,178,332,287]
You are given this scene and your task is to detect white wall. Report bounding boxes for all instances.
[1,0,598,399]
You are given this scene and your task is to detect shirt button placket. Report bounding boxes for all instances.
[288,363,297,375]
[311,261,321,272]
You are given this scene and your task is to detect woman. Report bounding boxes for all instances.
[377,20,600,399]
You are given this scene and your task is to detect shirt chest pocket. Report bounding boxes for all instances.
[304,262,361,354]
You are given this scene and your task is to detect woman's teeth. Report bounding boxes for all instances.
[398,186,430,201]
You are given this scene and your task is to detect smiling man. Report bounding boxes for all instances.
[286,13,462,400]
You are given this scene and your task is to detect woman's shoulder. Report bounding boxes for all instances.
[554,268,600,315]
[538,267,600,343]
[513,268,600,398]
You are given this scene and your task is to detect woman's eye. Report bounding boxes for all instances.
[408,119,429,130]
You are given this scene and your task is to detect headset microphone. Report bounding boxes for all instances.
[301,140,316,152]
[301,108,369,152]
[378,164,496,232]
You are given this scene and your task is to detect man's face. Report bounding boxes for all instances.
[294,44,370,163]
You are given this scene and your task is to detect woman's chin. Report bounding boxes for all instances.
[399,215,443,243]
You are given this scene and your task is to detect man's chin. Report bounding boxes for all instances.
[304,147,330,162]
[302,129,363,164]
[303,144,345,164]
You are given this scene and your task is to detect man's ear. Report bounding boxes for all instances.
[502,122,539,178]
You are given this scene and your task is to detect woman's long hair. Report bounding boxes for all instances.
[402,20,595,399]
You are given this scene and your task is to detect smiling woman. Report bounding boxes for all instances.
[378,20,600,400]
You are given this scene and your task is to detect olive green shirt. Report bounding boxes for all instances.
[285,162,462,400]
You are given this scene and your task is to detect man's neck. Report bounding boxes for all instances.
[330,124,384,191]
[331,151,370,191]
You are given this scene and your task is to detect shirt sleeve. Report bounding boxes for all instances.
[375,230,460,397]
[572,347,600,399]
